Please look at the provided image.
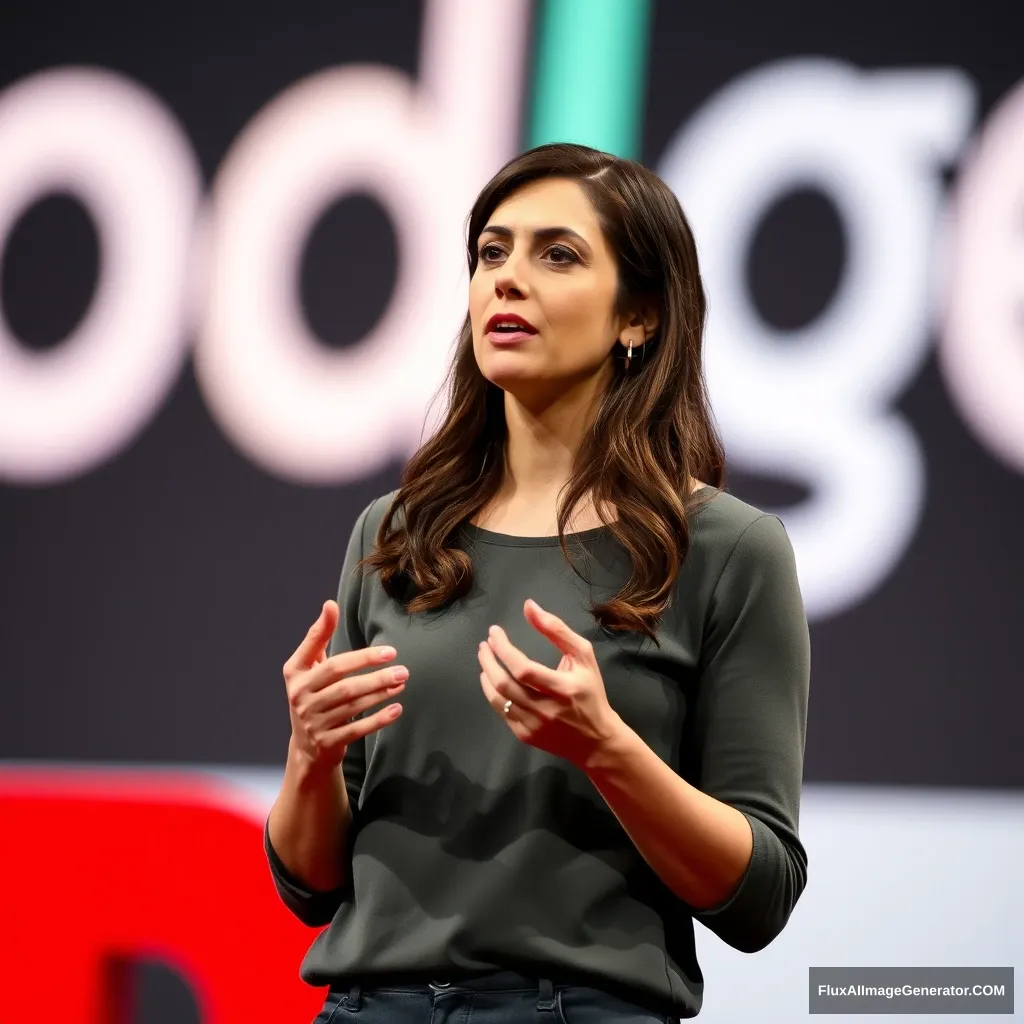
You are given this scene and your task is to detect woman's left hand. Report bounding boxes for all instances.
[478,598,625,769]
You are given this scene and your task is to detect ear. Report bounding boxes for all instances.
[621,302,660,344]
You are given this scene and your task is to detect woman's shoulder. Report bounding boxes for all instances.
[688,486,793,565]
[358,488,402,538]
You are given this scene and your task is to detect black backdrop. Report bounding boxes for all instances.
[2,0,1022,789]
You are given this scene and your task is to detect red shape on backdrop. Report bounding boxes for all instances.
[0,768,326,1023]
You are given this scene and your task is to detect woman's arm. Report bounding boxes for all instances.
[266,738,353,893]
[584,513,811,953]
[263,500,376,926]
[584,727,755,910]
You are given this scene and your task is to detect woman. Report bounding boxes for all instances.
[265,143,810,1023]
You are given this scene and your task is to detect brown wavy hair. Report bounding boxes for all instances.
[358,142,725,642]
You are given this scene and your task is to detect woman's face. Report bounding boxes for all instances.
[470,177,631,403]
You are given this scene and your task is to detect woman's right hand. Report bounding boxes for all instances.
[282,600,406,773]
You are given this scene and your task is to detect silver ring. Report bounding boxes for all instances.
[502,699,513,714]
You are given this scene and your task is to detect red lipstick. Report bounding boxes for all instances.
[485,312,538,345]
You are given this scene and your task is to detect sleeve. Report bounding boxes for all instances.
[263,818,345,927]
[263,497,376,926]
[689,513,811,953]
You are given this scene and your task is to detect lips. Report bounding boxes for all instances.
[485,312,538,336]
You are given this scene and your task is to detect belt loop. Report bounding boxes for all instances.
[343,983,362,1011]
[537,977,556,1011]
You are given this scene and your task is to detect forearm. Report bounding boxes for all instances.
[266,738,352,893]
[584,719,753,910]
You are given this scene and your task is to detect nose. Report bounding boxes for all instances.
[493,251,528,300]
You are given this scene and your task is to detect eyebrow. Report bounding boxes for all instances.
[480,224,591,251]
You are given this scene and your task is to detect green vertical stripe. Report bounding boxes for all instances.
[528,0,652,159]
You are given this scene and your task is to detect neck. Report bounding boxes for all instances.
[497,370,609,506]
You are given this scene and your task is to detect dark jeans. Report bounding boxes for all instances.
[312,970,675,1024]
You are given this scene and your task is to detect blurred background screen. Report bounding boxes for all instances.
[1,1,1021,1021]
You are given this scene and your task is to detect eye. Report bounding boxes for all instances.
[478,243,504,262]
[545,245,579,265]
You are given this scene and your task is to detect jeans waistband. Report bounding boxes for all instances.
[429,971,556,991]
[334,971,559,1011]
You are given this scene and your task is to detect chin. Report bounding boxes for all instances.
[483,372,527,393]
[484,358,538,379]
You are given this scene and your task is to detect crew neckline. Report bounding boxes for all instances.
[459,486,718,548]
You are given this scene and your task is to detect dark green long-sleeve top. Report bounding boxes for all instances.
[265,486,810,1019]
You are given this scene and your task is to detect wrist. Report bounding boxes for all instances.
[287,736,342,791]
[581,713,635,777]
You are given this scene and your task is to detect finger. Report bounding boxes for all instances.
[284,601,339,675]
[485,625,566,701]
[318,677,406,730]
[311,662,407,712]
[524,599,592,661]
[478,641,548,712]
[478,654,541,731]
[323,700,403,751]
[307,645,399,694]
